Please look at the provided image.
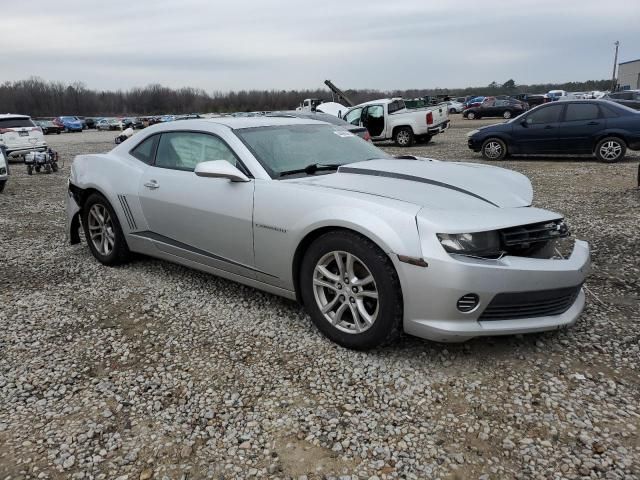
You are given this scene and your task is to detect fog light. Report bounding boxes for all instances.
[457,294,479,312]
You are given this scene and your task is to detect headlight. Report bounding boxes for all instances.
[437,231,501,256]
[466,129,480,137]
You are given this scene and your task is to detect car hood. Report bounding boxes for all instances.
[288,158,533,210]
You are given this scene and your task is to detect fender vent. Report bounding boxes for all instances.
[117,195,137,230]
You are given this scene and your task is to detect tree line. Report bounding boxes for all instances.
[0,77,612,117]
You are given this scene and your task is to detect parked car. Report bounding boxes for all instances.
[342,98,449,146]
[0,146,8,193]
[96,118,122,131]
[463,97,485,109]
[122,117,144,129]
[267,110,371,140]
[84,117,99,129]
[467,100,640,162]
[604,90,640,110]
[512,93,550,108]
[446,101,464,114]
[54,116,83,132]
[35,120,62,135]
[547,90,571,101]
[66,117,589,349]
[463,98,526,119]
[0,114,47,160]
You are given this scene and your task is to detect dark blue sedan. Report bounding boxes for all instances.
[467,100,640,163]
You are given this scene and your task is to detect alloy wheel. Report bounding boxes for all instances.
[503,111,512,119]
[484,141,503,159]
[396,130,410,146]
[468,112,475,119]
[312,251,379,334]
[88,203,115,256]
[599,141,622,161]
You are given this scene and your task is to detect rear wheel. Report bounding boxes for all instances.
[27,165,33,175]
[81,193,131,265]
[467,111,477,120]
[503,110,512,119]
[595,137,626,163]
[481,138,507,161]
[0,180,5,193]
[393,127,414,147]
[300,231,403,350]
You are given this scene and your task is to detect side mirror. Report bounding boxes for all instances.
[520,119,529,127]
[194,160,250,182]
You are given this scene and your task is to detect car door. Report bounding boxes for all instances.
[137,130,256,278]
[511,103,564,153]
[343,107,363,127]
[554,103,603,153]
[361,105,385,139]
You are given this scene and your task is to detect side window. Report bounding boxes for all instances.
[600,104,620,118]
[387,101,403,114]
[155,132,239,171]
[344,108,363,126]
[130,135,158,165]
[365,105,384,119]
[564,103,600,122]
[526,105,563,124]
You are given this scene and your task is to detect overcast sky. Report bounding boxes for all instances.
[2,0,638,92]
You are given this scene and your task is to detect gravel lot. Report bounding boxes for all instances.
[1,117,639,480]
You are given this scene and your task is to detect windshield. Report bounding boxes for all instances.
[235,124,390,178]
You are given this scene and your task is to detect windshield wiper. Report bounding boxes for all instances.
[278,163,343,177]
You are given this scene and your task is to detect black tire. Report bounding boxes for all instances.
[594,137,626,163]
[481,138,508,161]
[35,166,41,173]
[299,230,403,350]
[51,163,59,173]
[81,193,131,266]
[393,127,414,147]
[467,111,477,120]
[503,110,513,119]
[449,108,456,114]
[0,180,5,193]
[27,165,33,175]
[56,131,61,135]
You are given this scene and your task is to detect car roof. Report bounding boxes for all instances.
[0,113,30,119]
[202,116,329,129]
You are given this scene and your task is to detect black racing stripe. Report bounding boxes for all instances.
[121,196,137,230]
[338,167,499,207]
[117,195,134,229]
[130,231,278,278]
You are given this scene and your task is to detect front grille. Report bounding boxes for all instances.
[501,219,569,249]
[479,285,582,321]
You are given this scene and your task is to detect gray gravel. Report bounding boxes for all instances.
[1,118,639,479]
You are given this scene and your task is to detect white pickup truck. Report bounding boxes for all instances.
[342,98,449,147]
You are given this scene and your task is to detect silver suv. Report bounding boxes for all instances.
[0,114,47,160]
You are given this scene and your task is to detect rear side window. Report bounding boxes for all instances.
[526,105,563,124]
[0,118,35,128]
[387,101,404,114]
[130,135,159,165]
[564,103,600,122]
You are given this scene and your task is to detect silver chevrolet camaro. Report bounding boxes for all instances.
[66,117,590,349]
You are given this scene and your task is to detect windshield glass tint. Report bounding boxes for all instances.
[235,124,390,178]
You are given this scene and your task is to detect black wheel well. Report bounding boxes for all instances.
[291,226,394,304]
[392,125,413,137]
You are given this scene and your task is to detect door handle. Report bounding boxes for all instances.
[587,121,599,125]
[144,180,159,190]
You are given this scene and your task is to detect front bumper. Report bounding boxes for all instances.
[467,137,483,152]
[66,182,82,244]
[397,240,590,342]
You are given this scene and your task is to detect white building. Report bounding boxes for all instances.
[618,58,640,90]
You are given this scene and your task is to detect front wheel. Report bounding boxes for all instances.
[300,231,403,350]
[393,127,414,147]
[595,137,626,163]
[503,110,512,119]
[81,193,131,265]
[467,111,476,120]
[481,138,508,161]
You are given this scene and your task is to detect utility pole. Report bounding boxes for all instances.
[611,41,620,92]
